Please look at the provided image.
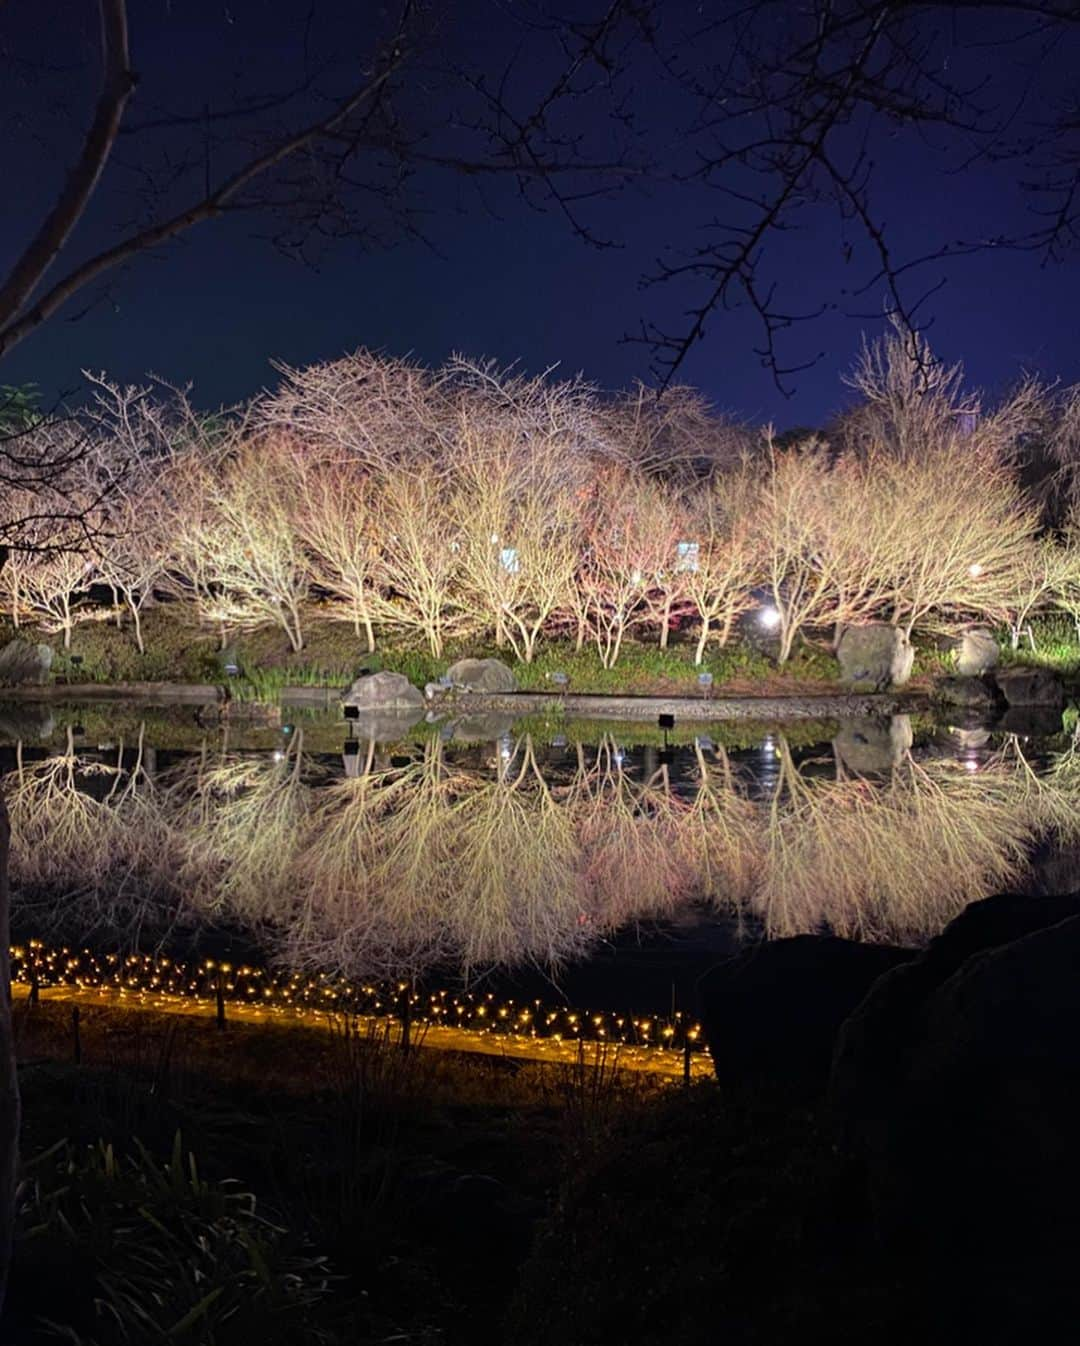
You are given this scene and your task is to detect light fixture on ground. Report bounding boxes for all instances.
[549,671,569,693]
[698,671,713,698]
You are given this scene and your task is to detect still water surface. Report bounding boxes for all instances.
[2,701,1076,1022]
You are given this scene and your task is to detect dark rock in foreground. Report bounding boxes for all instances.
[698,935,914,1093]
[831,891,1080,1325]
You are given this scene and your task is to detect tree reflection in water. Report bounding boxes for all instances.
[4,720,1080,978]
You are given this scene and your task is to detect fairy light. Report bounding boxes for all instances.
[7,939,709,1071]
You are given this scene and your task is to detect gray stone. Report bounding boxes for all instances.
[934,675,1000,711]
[0,638,53,686]
[833,714,913,775]
[836,623,914,690]
[995,665,1064,708]
[341,669,424,712]
[445,657,517,693]
[954,627,999,677]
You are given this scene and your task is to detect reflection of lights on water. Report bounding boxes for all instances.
[551,734,568,749]
[696,735,713,751]
[614,747,626,767]
[761,734,776,755]
[758,605,781,629]
[963,754,980,773]
[498,733,513,761]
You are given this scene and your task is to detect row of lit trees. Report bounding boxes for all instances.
[3,337,1080,664]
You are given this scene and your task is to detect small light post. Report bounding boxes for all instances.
[697,671,713,699]
[550,671,569,695]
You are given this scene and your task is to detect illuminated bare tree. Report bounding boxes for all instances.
[576,469,682,668]
[166,435,310,651]
[681,471,759,664]
[750,442,844,664]
[1001,539,1070,652]
[453,434,582,662]
[17,541,96,650]
[879,445,1040,637]
[291,457,386,651]
[378,465,468,658]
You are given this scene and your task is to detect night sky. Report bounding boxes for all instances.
[2,1,1077,429]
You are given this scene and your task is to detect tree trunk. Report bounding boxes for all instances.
[694,616,710,666]
[0,791,20,1319]
[659,594,672,650]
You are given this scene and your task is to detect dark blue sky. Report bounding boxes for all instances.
[2,1,1077,429]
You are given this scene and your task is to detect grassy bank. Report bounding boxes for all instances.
[4,603,888,699]
[10,605,1080,703]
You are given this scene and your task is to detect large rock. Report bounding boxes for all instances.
[445,657,517,693]
[934,674,1000,712]
[953,627,999,676]
[0,638,53,686]
[995,665,1064,708]
[698,935,914,1094]
[831,891,1080,1287]
[832,714,912,775]
[836,624,913,690]
[341,669,424,711]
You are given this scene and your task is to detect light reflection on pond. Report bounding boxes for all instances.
[2,708,1079,994]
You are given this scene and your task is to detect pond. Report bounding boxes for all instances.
[2,699,1077,1053]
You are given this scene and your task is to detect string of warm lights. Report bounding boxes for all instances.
[9,939,708,1065]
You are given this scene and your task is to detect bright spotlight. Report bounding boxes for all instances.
[968,562,985,578]
[759,604,781,629]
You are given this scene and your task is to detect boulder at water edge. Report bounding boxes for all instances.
[953,627,999,676]
[0,637,53,685]
[341,669,424,711]
[836,624,914,690]
[697,935,914,1093]
[445,657,517,693]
